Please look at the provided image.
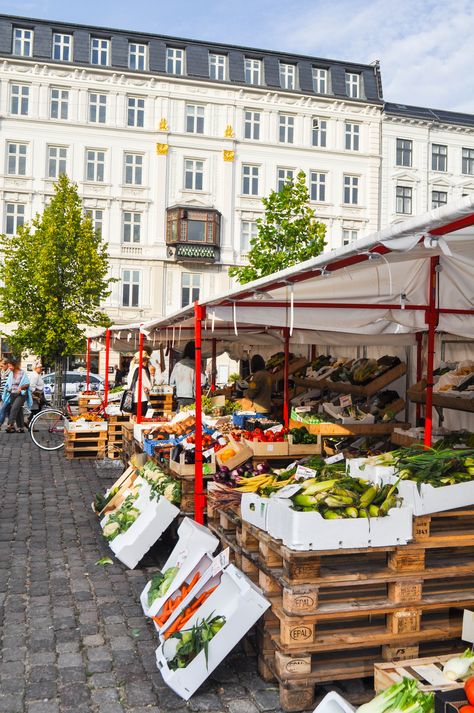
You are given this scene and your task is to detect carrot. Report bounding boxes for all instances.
[164,615,184,640]
[186,571,201,593]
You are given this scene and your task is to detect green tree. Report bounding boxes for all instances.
[0,174,113,403]
[229,170,326,284]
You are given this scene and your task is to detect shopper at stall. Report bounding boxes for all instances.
[169,341,206,410]
[126,351,152,417]
[27,361,46,426]
[240,354,272,414]
[2,357,33,433]
[0,357,10,427]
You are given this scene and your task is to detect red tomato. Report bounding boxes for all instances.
[464,678,474,706]
[459,706,474,713]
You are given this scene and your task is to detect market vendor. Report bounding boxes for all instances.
[169,341,206,410]
[240,354,272,414]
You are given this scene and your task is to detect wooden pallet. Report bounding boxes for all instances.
[65,430,107,442]
[374,652,463,693]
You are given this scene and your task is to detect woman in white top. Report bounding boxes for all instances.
[126,351,152,417]
[27,361,46,425]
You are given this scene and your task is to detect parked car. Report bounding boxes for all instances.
[43,372,104,402]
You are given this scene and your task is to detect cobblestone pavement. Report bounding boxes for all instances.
[0,437,286,713]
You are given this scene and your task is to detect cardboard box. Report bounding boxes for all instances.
[169,452,216,477]
[267,498,412,551]
[243,438,289,457]
[215,438,253,470]
[140,518,218,618]
[287,433,321,455]
[155,564,270,700]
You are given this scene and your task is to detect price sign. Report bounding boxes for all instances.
[339,394,352,408]
[462,609,474,644]
[295,405,311,413]
[183,441,195,451]
[218,437,227,446]
[272,484,302,499]
[145,408,155,419]
[325,452,344,465]
[212,547,230,576]
[203,447,215,459]
[264,424,284,433]
[295,465,317,480]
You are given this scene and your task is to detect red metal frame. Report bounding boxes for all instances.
[415,332,423,425]
[424,257,440,447]
[211,338,217,391]
[283,328,290,428]
[104,329,110,406]
[85,337,91,392]
[136,331,144,424]
[194,303,205,525]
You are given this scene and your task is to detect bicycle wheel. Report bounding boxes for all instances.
[30,408,67,451]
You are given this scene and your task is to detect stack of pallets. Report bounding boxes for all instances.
[65,429,107,460]
[106,414,131,460]
[207,505,474,712]
[148,392,174,417]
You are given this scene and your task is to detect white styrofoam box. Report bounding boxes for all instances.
[140,518,218,617]
[268,498,412,551]
[155,564,270,700]
[382,476,474,516]
[109,495,179,569]
[65,419,108,432]
[348,458,396,482]
[312,692,355,713]
[322,403,375,425]
[241,493,270,532]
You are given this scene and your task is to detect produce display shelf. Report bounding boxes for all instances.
[408,379,474,412]
[374,652,463,693]
[270,359,310,384]
[292,363,407,397]
[289,419,410,436]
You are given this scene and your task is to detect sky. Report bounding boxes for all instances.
[1,0,474,113]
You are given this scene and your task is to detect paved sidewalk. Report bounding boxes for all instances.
[0,437,284,713]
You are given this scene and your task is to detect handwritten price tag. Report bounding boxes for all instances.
[295,465,317,480]
[212,547,230,576]
[273,484,302,499]
[325,452,344,464]
[339,394,352,408]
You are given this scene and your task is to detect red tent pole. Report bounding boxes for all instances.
[211,338,217,392]
[424,257,439,448]
[283,328,290,428]
[136,331,144,424]
[194,303,205,524]
[415,332,423,425]
[85,337,91,391]
[104,329,110,406]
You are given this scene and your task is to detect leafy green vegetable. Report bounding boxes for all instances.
[168,614,226,670]
[103,494,140,541]
[147,572,165,606]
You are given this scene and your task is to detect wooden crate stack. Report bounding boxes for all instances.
[208,505,474,712]
[65,429,107,460]
[148,392,174,417]
[78,392,103,414]
[107,414,131,460]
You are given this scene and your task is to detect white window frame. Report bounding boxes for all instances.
[88,93,107,124]
[242,164,259,196]
[6,142,27,176]
[431,144,447,172]
[240,221,258,254]
[10,84,29,116]
[50,87,69,120]
[312,118,327,148]
[462,148,474,175]
[343,175,359,205]
[186,104,205,134]
[280,63,297,90]
[184,159,204,191]
[128,42,147,71]
[85,208,103,236]
[431,190,447,209]
[244,58,262,85]
[127,96,145,128]
[13,27,33,57]
[279,114,295,144]
[342,229,358,246]
[122,269,141,307]
[396,185,412,214]
[122,212,142,243]
[345,72,360,99]
[166,47,185,75]
[52,33,73,62]
[312,68,328,94]
[47,145,67,179]
[396,138,413,167]
[5,203,25,235]
[277,168,295,192]
[345,122,360,151]
[85,149,106,183]
[310,171,326,202]
[91,37,110,66]
[209,53,227,80]
[244,110,261,140]
[124,153,143,186]
[181,272,201,308]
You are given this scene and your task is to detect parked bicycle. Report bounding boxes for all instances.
[29,395,108,451]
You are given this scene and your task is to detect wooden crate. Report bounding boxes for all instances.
[270,359,310,384]
[408,379,474,413]
[210,507,472,712]
[374,653,464,693]
[289,419,410,436]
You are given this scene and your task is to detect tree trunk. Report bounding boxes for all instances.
[52,356,65,408]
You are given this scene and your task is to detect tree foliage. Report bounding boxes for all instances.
[229,170,326,284]
[0,174,113,361]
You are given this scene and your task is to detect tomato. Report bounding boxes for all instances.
[459,706,474,713]
[464,678,474,706]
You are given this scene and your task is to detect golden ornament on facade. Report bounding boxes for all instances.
[156,143,169,155]
[223,150,235,162]
[224,124,234,138]
[159,118,168,131]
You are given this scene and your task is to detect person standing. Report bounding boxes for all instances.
[0,358,10,428]
[2,357,33,433]
[27,361,46,426]
[240,354,272,414]
[169,341,206,410]
[126,351,152,417]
